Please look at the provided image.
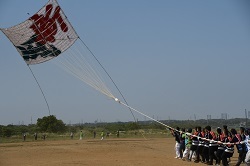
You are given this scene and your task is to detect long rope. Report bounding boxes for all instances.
[27,65,51,115]
[78,38,138,123]
[118,99,172,129]
[115,98,242,145]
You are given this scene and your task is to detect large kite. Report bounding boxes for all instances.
[1,0,78,65]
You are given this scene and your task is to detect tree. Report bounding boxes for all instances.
[37,115,66,133]
[126,122,140,130]
[2,126,13,137]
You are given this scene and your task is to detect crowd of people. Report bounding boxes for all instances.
[171,125,250,166]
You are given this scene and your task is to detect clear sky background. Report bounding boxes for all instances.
[0,0,249,125]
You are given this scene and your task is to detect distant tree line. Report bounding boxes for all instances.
[0,116,246,138]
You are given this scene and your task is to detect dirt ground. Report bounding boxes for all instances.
[0,137,239,166]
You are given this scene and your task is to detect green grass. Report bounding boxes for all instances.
[0,129,172,143]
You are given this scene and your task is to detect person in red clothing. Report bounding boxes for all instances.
[206,126,218,165]
[202,127,210,164]
[221,130,234,166]
[222,125,232,138]
[216,127,224,165]
[231,128,246,166]
[194,126,204,163]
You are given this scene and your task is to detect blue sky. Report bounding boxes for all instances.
[0,0,249,125]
